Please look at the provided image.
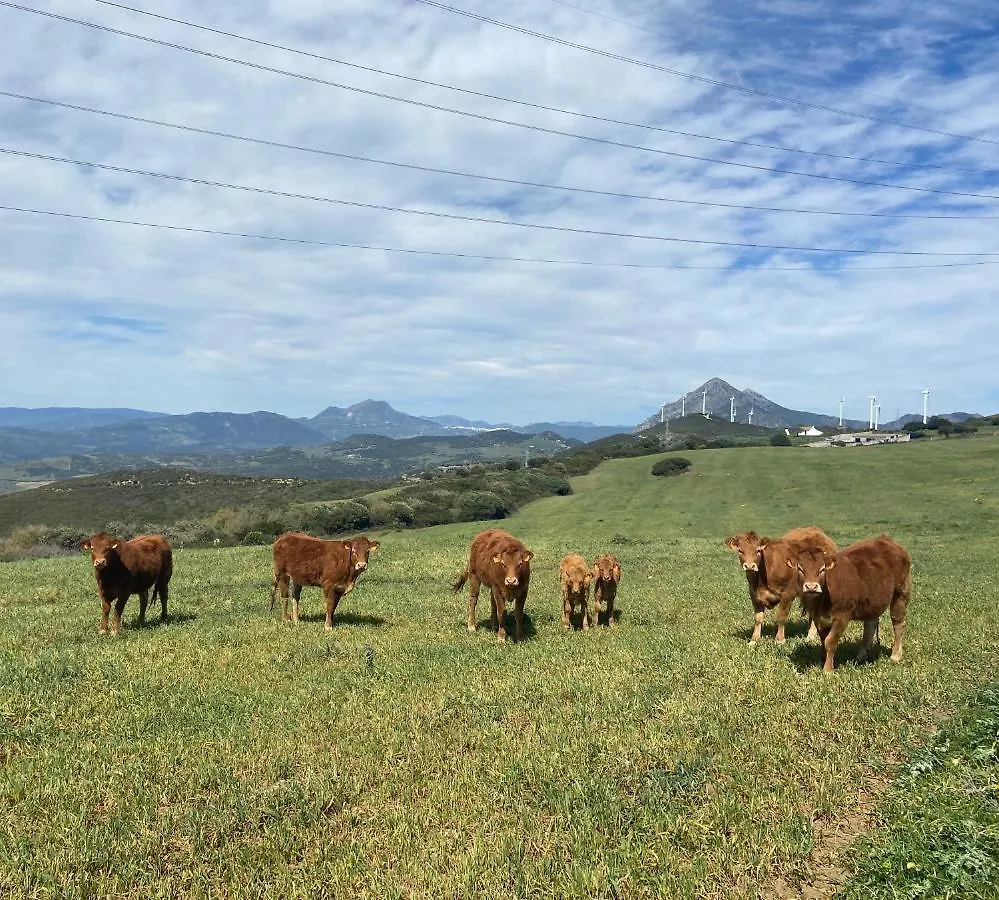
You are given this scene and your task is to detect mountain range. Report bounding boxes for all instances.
[0,383,976,464]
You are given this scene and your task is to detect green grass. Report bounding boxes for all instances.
[1,439,998,897]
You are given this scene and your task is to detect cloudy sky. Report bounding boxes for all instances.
[1,0,997,426]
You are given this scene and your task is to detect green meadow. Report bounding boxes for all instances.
[2,438,998,898]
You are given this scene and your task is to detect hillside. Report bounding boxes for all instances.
[0,406,163,431]
[0,429,574,495]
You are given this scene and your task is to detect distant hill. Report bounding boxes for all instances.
[0,412,328,462]
[0,407,163,431]
[638,378,868,431]
[305,400,453,440]
[0,429,576,490]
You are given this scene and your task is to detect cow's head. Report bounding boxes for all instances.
[724,531,766,572]
[563,563,592,594]
[348,535,380,573]
[492,547,533,587]
[787,546,834,596]
[591,554,621,584]
[81,531,121,570]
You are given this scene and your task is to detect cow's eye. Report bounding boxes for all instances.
[796,564,804,573]
[819,566,825,574]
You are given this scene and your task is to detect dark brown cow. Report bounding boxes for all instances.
[789,535,911,673]
[559,553,592,631]
[724,526,836,644]
[453,528,533,642]
[590,553,622,628]
[270,532,380,631]
[81,531,173,636]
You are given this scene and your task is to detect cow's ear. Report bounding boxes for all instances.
[724,536,738,549]
[110,542,120,550]
[370,540,380,551]
[522,551,534,563]
[758,541,768,552]
[826,559,837,571]
[613,563,621,580]
[342,542,352,551]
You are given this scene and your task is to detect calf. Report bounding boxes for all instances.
[453,528,533,642]
[270,532,380,631]
[789,535,911,673]
[81,531,173,636]
[724,526,836,644]
[590,554,621,628]
[559,553,593,631]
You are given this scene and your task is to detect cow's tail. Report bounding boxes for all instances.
[452,568,469,594]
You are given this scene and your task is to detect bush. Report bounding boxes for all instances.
[299,500,371,535]
[241,531,266,546]
[651,457,692,477]
[452,490,509,522]
[770,433,793,446]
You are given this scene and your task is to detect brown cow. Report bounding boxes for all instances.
[590,553,621,628]
[453,528,533,642]
[724,526,836,644]
[559,553,593,631]
[81,531,173,636]
[270,532,380,631]
[789,534,911,673]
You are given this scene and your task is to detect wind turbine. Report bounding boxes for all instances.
[838,397,844,428]
[660,403,667,424]
[681,396,686,418]
[730,397,736,423]
[702,389,709,419]
[875,404,881,431]
[748,403,754,425]
[868,395,876,431]
[922,387,930,425]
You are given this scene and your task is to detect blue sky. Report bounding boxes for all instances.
[0,0,997,426]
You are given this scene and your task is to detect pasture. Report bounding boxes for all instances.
[2,439,998,898]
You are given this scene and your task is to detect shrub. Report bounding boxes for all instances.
[770,433,793,446]
[452,490,509,522]
[651,457,692,477]
[241,531,266,546]
[299,500,371,536]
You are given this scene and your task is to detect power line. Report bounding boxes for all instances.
[4,145,996,256]
[412,0,999,147]
[544,0,946,120]
[79,0,998,177]
[5,3,999,201]
[1,202,995,271]
[5,89,999,221]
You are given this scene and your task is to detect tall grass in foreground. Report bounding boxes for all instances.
[1,439,998,898]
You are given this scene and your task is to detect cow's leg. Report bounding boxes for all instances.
[750,600,766,645]
[291,582,302,625]
[856,618,880,664]
[466,573,481,633]
[492,586,507,642]
[274,573,290,621]
[561,587,571,630]
[774,592,794,644]
[821,619,848,674]
[889,579,910,663]
[158,579,168,621]
[606,593,616,628]
[513,595,525,643]
[581,593,590,631]
[99,596,111,635]
[138,589,149,625]
[111,595,127,636]
[325,587,343,632]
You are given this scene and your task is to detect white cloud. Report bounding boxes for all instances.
[0,0,996,425]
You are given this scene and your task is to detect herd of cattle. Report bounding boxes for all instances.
[77,521,911,673]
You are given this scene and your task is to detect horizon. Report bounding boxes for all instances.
[1,2,996,422]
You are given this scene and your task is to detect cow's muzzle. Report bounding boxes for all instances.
[742,562,758,572]
[354,561,367,571]
[93,559,107,569]
[504,576,519,586]
[802,581,822,594]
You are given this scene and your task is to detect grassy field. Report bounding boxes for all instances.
[1,438,998,898]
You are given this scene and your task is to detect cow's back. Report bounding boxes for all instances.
[273,532,349,586]
[117,534,172,587]
[827,536,911,612]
